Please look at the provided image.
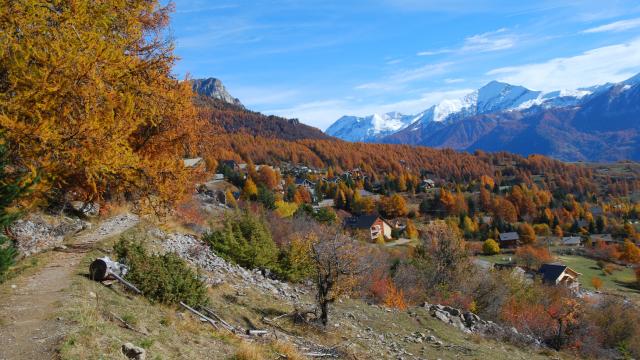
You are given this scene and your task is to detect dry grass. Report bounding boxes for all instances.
[233,342,266,360]
[273,341,306,360]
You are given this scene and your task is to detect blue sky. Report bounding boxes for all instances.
[171,0,640,130]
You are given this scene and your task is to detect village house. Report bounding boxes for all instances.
[591,233,615,245]
[499,232,519,248]
[220,160,240,171]
[313,199,335,209]
[344,214,392,241]
[182,157,203,168]
[561,236,583,247]
[538,263,581,291]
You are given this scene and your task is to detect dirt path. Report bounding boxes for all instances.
[0,213,139,360]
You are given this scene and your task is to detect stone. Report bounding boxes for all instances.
[88,291,96,298]
[121,342,146,360]
[433,310,450,323]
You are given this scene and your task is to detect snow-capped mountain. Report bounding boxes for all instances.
[325,112,416,142]
[327,80,604,144]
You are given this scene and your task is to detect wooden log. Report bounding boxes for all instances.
[201,307,234,332]
[246,329,268,336]
[110,272,142,295]
[180,301,219,330]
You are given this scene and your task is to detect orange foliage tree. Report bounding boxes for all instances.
[0,0,206,210]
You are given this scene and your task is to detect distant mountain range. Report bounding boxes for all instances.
[326,74,640,161]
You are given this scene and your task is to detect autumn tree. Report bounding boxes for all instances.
[0,0,205,209]
[258,166,278,190]
[516,246,552,269]
[243,179,258,200]
[311,232,368,326]
[379,194,408,218]
[518,223,537,245]
[591,276,603,290]
[405,219,418,239]
[415,221,470,289]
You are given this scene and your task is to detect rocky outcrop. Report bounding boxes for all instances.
[423,302,543,348]
[121,342,146,360]
[191,78,242,107]
[9,214,91,257]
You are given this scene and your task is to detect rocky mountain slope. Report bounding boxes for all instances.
[327,74,640,161]
[194,82,332,141]
[192,78,243,107]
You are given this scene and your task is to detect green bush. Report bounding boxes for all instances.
[203,212,279,271]
[114,238,208,307]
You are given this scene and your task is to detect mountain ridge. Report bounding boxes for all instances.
[325,74,640,161]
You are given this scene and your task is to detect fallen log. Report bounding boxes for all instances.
[180,301,219,330]
[89,257,142,294]
[246,329,268,336]
[109,312,148,335]
[201,307,234,332]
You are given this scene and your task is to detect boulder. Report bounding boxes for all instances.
[121,343,146,360]
[69,201,100,217]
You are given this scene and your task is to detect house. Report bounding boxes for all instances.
[344,215,392,241]
[499,232,520,248]
[481,216,493,225]
[183,157,203,168]
[538,264,581,290]
[220,160,239,171]
[294,178,316,188]
[561,236,582,247]
[590,206,604,217]
[322,176,342,184]
[591,234,614,245]
[212,173,225,182]
[314,199,335,209]
[422,179,436,189]
[357,189,380,200]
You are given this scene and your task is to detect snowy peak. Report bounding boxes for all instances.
[324,73,640,143]
[325,112,415,142]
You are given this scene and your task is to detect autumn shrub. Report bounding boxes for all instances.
[482,239,500,255]
[591,276,603,290]
[114,237,208,307]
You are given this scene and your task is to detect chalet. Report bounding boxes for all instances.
[561,236,582,247]
[499,232,520,248]
[212,173,225,182]
[322,176,342,184]
[344,215,392,241]
[481,216,493,225]
[422,179,436,189]
[591,234,614,245]
[314,199,335,209]
[220,160,239,171]
[183,157,203,168]
[294,178,316,188]
[538,264,581,290]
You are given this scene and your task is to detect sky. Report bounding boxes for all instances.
[170,0,640,130]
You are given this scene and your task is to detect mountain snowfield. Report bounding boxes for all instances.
[326,79,613,141]
[325,74,640,161]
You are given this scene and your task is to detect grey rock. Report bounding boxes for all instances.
[121,342,146,360]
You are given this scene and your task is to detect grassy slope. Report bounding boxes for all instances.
[54,224,566,359]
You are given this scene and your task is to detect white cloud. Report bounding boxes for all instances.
[355,62,452,90]
[487,37,640,91]
[444,78,464,84]
[461,28,516,52]
[264,89,471,130]
[418,28,516,57]
[583,17,640,33]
